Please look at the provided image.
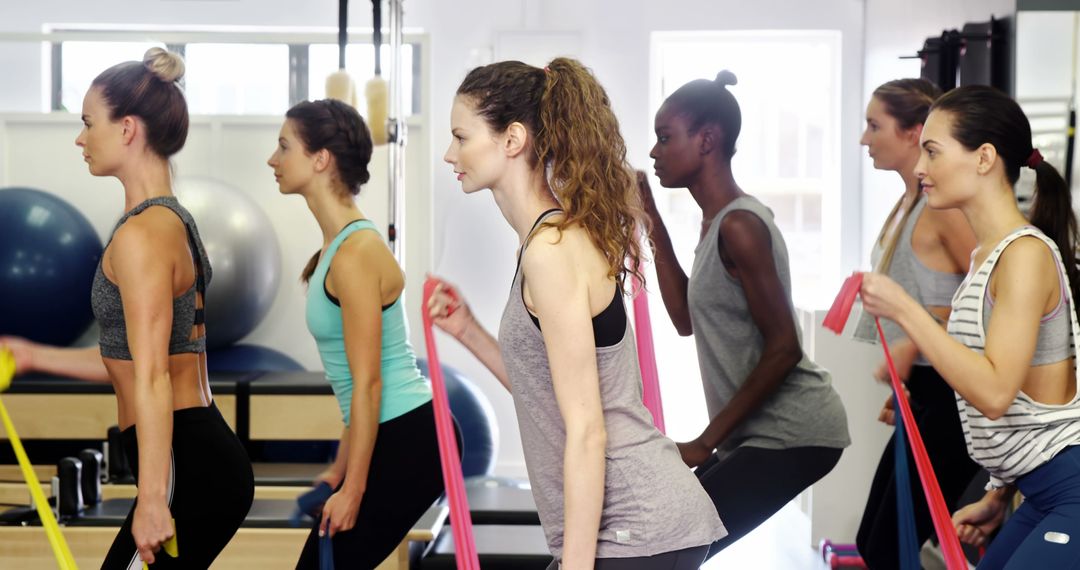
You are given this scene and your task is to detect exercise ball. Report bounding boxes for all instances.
[417,358,498,477]
[174,178,282,349]
[0,187,103,345]
[207,344,304,373]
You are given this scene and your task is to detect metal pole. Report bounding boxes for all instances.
[387,0,406,265]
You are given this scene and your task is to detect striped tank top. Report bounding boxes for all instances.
[946,226,1080,488]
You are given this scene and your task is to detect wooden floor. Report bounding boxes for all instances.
[0,525,421,569]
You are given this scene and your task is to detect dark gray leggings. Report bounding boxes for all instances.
[698,445,843,559]
[545,544,710,570]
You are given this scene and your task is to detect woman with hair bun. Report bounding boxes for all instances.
[638,70,850,558]
[80,48,255,568]
[428,58,725,569]
[268,99,448,569]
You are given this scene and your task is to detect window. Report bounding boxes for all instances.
[185,43,290,115]
[651,31,842,310]
[59,41,164,112]
[50,31,423,117]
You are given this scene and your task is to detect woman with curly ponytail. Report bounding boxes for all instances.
[638,71,850,558]
[428,58,724,569]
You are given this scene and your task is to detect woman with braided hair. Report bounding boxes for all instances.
[268,99,450,569]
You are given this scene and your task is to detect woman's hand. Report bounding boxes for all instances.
[314,466,344,491]
[0,336,36,375]
[953,493,1009,547]
[132,498,174,565]
[859,273,918,322]
[426,277,474,341]
[635,170,659,213]
[676,438,713,469]
[320,490,362,538]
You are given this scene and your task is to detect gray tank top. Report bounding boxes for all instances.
[855,196,965,367]
[91,197,211,360]
[688,195,850,458]
[497,210,725,559]
[982,233,1073,365]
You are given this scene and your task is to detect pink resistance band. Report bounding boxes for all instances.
[824,274,968,570]
[422,278,481,569]
[632,273,666,433]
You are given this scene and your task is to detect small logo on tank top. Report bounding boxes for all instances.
[615,530,632,543]
[1045,531,1070,544]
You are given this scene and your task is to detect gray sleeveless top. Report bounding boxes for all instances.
[498,210,725,559]
[91,197,211,360]
[855,196,965,366]
[688,195,850,457]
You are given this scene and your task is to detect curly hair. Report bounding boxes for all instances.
[457,57,646,288]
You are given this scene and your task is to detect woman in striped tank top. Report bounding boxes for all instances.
[854,79,981,570]
[860,85,1080,569]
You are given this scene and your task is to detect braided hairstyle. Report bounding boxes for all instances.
[286,99,374,282]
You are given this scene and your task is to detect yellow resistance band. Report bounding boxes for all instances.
[0,348,78,569]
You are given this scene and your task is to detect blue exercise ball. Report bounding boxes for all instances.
[207,343,304,373]
[0,187,103,345]
[417,358,498,477]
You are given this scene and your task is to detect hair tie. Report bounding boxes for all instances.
[1026,148,1044,169]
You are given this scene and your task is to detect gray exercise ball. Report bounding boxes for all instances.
[174,177,282,349]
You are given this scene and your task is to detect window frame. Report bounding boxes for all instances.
[40,26,425,116]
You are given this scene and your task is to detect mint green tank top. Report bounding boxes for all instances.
[305,219,432,424]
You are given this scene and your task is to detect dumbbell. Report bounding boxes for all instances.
[819,539,866,569]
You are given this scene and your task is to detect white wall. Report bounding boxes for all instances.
[859,0,1017,265]
[0,0,1024,512]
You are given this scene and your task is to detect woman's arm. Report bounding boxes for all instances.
[110,221,177,565]
[318,235,386,537]
[636,172,693,336]
[679,211,805,466]
[316,427,349,489]
[0,338,109,382]
[427,279,511,390]
[953,485,1016,547]
[860,237,1053,419]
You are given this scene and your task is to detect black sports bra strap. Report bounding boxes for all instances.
[180,220,208,328]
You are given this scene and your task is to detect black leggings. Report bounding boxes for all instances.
[295,401,455,569]
[856,365,981,570]
[102,402,255,569]
[697,444,843,559]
